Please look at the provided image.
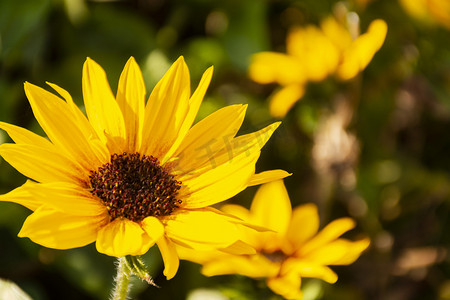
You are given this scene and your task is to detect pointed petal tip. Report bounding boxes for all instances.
[84,57,98,69]
[125,56,138,67]
[204,65,214,75]
[173,56,186,66]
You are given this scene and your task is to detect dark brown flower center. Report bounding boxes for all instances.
[262,250,287,263]
[89,152,182,222]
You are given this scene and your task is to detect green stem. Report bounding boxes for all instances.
[111,257,131,300]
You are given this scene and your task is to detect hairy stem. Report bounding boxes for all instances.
[111,257,131,300]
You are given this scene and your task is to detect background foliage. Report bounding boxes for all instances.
[0,0,449,299]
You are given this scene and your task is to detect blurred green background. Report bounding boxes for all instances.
[0,0,449,299]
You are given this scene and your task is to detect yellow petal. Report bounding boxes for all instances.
[156,236,179,280]
[180,151,257,209]
[247,169,292,186]
[337,19,387,80]
[317,238,370,265]
[219,240,256,255]
[282,259,338,283]
[172,104,247,176]
[266,271,302,300]
[249,52,306,86]
[219,204,266,250]
[399,0,428,20]
[250,180,292,235]
[320,17,353,52]
[47,82,109,164]
[201,254,280,278]
[299,218,356,256]
[96,218,153,257]
[286,204,320,248]
[162,66,214,163]
[269,84,305,118]
[116,57,146,152]
[27,182,106,216]
[0,121,53,148]
[140,216,165,242]
[24,82,104,170]
[0,180,41,211]
[164,209,245,250]
[220,204,251,221]
[18,206,106,249]
[176,244,216,263]
[141,56,191,159]
[82,58,126,148]
[0,143,82,183]
[180,122,280,208]
[399,0,450,28]
[287,26,339,81]
[429,0,450,29]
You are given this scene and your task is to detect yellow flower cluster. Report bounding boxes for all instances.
[249,16,387,117]
[179,180,369,299]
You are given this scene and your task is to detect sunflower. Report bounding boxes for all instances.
[178,180,370,299]
[0,57,289,279]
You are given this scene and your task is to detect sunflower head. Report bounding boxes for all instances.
[0,56,289,279]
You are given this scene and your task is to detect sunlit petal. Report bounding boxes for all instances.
[249,52,306,85]
[337,19,387,80]
[203,254,279,278]
[269,84,305,118]
[282,258,338,283]
[96,218,153,256]
[165,209,246,250]
[286,204,320,248]
[180,122,280,208]
[0,143,83,183]
[0,121,52,148]
[141,216,165,243]
[156,236,179,280]
[162,66,214,162]
[172,104,247,175]
[247,169,292,186]
[303,238,370,265]
[298,218,356,256]
[82,58,126,148]
[0,180,42,211]
[266,271,303,300]
[116,57,146,152]
[27,182,106,216]
[250,180,292,235]
[24,83,104,170]
[141,56,190,159]
[19,207,106,249]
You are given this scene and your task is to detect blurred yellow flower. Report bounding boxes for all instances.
[249,16,387,118]
[399,0,450,29]
[178,180,370,299]
[0,57,289,279]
